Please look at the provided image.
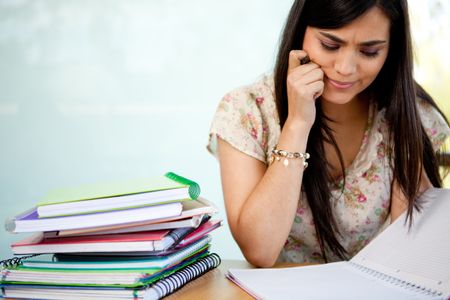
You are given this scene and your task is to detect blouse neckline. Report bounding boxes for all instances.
[333,101,377,187]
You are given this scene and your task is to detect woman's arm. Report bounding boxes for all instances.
[217,50,323,267]
[217,123,310,267]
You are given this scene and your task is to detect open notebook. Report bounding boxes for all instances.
[227,188,450,300]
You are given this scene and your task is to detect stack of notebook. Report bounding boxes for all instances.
[0,172,222,300]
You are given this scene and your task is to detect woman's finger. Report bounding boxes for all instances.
[289,65,324,84]
[288,50,309,72]
[308,80,325,99]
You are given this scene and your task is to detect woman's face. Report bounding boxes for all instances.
[302,6,390,105]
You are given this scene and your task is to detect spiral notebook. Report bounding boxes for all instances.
[1,236,212,287]
[0,252,221,300]
[36,172,200,218]
[227,188,450,300]
[144,252,221,300]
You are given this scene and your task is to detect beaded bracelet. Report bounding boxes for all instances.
[269,148,310,169]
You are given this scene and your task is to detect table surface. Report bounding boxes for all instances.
[164,259,303,299]
[0,259,303,300]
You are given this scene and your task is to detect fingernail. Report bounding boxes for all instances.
[299,55,310,65]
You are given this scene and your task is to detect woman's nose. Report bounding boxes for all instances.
[335,52,357,76]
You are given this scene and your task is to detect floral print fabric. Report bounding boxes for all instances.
[208,74,450,263]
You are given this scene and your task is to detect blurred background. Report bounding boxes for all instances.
[0,0,449,261]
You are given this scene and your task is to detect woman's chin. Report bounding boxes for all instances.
[320,93,356,105]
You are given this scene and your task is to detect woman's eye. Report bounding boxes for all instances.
[320,42,339,51]
[361,50,379,58]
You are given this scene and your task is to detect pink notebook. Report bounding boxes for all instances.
[177,219,222,247]
[12,230,175,254]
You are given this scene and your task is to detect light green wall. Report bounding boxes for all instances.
[0,0,291,261]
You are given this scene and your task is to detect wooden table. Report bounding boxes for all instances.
[165,260,303,299]
[1,260,302,300]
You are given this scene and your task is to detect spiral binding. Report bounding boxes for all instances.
[144,253,221,300]
[348,261,443,298]
[0,254,41,269]
[164,172,201,199]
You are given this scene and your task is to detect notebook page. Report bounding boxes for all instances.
[227,262,438,300]
[351,188,450,296]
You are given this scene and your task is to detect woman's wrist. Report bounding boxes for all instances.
[269,147,310,168]
[277,117,311,153]
[284,116,314,133]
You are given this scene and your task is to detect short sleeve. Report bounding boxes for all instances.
[417,100,450,152]
[207,76,278,163]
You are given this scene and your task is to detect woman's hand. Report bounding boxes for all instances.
[286,50,324,129]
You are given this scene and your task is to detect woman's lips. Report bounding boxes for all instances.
[327,78,356,89]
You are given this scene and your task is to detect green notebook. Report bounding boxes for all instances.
[0,236,211,288]
[36,172,200,218]
[0,253,222,300]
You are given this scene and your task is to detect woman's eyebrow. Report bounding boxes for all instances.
[318,31,387,47]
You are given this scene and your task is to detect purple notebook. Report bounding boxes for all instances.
[5,203,183,233]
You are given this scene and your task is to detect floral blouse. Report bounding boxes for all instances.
[207,74,450,264]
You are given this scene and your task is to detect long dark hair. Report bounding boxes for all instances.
[274,0,448,261]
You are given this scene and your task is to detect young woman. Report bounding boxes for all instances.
[208,0,450,267]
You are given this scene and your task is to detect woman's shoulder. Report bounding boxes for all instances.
[416,98,447,124]
[208,73,280,163]
[217,73,279,130]
[416,99,450,151]
[223,73,276,107]
[374,98,450,149]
